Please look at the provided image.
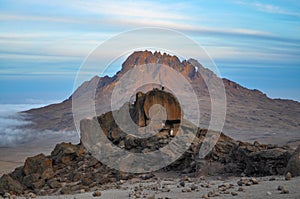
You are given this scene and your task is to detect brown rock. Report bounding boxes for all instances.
[23,154,53,177]
[238,187,244,192]
[51,143,83,164]
[47,179,61,189]
[231,191,238,196]
[202,194,209,199]
[92,191,102,197]
[181,188,191,192]
[250,177,259,184]
[27,192,37,198]
[280,188,289,194]
[285,172,292,180]
[22,174,39,186]
[60,186,72,195]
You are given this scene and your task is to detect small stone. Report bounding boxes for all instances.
[190,183,198,191]
[231,191,238,196]
[147,194,155,199]
[28,192,37,198]
[48,179,61,189]
[280,188,289,194]
[266,191,272,196]
[208,190,217,197]
[202,194,209,199]
[285,172,292,181]
[161,188,170,192]
[245,181,252,186]
[179,181,185,187]
[92,191,102,197]
[181,188,191,192]
[238,187,244,192]
[269,177,276,181]
[277,185,284,191]
[237,180,244,186]
[140,173,154,180]
[180,176,192,182]
[80,189,85,193]
[201,183,210,188]
[250,177,259,184]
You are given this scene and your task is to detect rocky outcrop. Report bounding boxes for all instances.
[133,89,182,127]
[3,89,299,196]
[0,130,295,196]
[0,143,132,196]
[285,145,300,176]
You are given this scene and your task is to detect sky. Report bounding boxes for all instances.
[0,0,299,103]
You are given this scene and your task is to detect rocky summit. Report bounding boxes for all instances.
[1,89,299,197]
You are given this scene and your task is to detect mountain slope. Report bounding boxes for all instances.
[24,51,300,145]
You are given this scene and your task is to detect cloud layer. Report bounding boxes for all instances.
[0,104,79,147]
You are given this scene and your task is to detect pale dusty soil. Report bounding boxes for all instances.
[14,176,300,199]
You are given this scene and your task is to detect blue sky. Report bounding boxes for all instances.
[0,0,299,103]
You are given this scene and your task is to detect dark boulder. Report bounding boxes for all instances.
[285,145,300,176]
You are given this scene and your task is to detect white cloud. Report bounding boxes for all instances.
[0,104,79,147]
[69,0,188,20]
[236,1,300,17]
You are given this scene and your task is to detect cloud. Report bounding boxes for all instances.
[2,11,299,45]
[0,104,79,147]
[236,1,300,17]
[69,0,188,20]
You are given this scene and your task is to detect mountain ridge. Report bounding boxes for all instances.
[23,50,300,146]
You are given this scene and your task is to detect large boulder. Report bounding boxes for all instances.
[243,147,293,176]
[285,145,300,176]
[142,89,182,122]
[51,142,85,164]
[23,154,53,177]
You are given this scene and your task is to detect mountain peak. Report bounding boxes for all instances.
[24,51,300,146]
[121,50,200,81]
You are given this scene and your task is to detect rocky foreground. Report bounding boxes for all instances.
[1,89,299,198]
[10,175,300,199]
[0,132,299,198]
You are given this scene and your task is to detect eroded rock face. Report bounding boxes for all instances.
[134,89,182,127]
